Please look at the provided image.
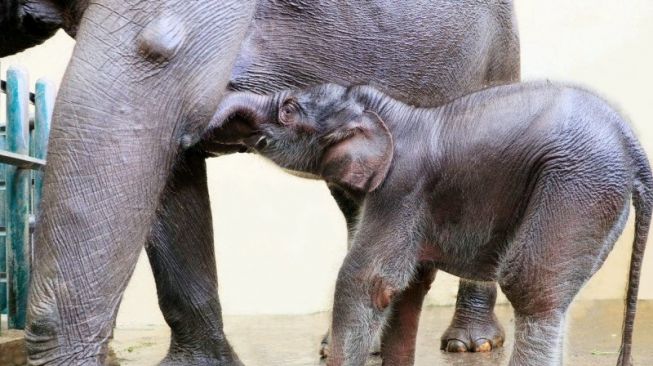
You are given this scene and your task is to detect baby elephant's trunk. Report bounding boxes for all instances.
[196,92,273,153]
[617,145,653,366]
[208,92,272,130]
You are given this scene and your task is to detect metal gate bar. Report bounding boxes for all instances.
[0,66,53,331]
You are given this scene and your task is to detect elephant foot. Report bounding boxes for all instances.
[319,330,381,359]
[319,333,329,359]
[439,310,504,352]
[159,346,243,366]
[159,355,243,366]
[106,346,120,366]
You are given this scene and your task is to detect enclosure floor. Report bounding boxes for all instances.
[112,300,653,366]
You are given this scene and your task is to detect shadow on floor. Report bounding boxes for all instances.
[112,300,653,365]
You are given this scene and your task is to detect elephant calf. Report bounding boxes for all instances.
[196,81,651,366]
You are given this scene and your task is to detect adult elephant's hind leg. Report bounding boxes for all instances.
[440,279,505,352]
[145,151,241,366]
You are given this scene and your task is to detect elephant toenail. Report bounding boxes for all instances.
[445,339,468,352]
[473,339,492,352]
[319,345,329,359]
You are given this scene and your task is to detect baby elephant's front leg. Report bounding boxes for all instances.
[328,241,418,366]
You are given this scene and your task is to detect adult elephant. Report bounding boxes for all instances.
[2,0,519,364]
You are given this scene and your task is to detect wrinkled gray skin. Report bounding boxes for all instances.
[2,0,519,364]
[200,82,652,366]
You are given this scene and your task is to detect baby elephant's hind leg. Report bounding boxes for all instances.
[381,265,437,365]
[498,173,630,366]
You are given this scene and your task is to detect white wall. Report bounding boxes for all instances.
[1,1,652,327]
[516,0,653,303]
[0,31,73,86]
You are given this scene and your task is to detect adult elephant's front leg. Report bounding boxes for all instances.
[145,151,240,365]
[24,61,177,365]
[440,279,505,352]
[24,1,256,364]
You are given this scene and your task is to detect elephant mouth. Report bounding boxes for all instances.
[202,132,267,156]
[202,141,249,156]
[244,134,268,150]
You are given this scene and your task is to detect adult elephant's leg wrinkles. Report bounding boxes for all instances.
[25,1,256,364]
[146,151,241,366]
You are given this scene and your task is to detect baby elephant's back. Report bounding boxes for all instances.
[538,84,638,183]
[465,82,639,179]
[512,83,641,219]
[438,82,641,228]
[443,82,638,182]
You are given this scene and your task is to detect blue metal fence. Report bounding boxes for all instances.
[0,66,54,332]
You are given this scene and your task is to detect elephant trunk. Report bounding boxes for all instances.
[210,92,273,129]
[198,92,274,153]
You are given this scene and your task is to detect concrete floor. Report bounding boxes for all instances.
[112,300,653,366]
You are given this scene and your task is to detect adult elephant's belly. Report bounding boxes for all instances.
[228,0,520,107]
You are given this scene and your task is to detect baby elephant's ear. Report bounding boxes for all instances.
[320,111,394,192]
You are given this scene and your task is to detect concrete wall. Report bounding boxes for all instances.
[0,0,651,327]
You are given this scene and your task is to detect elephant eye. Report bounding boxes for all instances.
[279,98,300,124]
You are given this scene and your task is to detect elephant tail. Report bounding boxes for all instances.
[617,139,653,366]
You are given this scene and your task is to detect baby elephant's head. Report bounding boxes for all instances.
[202,84,394,192]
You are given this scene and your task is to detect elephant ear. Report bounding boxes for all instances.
[320,111,393,192]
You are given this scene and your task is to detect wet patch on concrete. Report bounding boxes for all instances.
[112,300,652,365]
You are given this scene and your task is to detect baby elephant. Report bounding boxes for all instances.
[198,81,651,366]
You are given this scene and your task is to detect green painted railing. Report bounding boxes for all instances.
[0,66,54,332]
